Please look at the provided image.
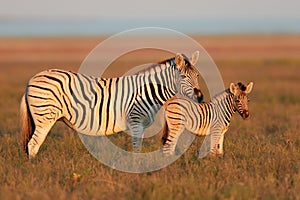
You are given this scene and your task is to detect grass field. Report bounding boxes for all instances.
[0,35,300,199]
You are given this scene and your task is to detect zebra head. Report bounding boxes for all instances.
[229,82,254,119]
[175,51,203,103]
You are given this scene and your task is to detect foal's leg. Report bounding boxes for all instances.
[208,125,224,156]
[162,121,185,155]
[213,127,228,155]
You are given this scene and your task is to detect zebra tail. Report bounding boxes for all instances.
[161,121,169,145]
[20,95,34,155]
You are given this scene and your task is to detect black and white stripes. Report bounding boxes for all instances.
[161,82,253,156]
[20,51,203,158]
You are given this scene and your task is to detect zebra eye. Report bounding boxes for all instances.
[181,75,187,78]
[235,99,240,103]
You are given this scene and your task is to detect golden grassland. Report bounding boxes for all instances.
[0,35,300,199]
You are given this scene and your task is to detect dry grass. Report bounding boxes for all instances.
[0,35,300,199]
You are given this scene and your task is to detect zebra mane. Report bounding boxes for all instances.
[133,54,192,75]
[157,54,191,66]
[181,54,193,68]
[237,82,247,91]
[133,57,175,75]
[212,82,248,103]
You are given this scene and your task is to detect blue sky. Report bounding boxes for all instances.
[0,0,299,35]
[1,0,299,20]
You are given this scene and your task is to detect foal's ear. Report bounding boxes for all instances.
[245,82,254,94]
[190,51,199,65]
[175,53,185,70]
[229,83,236,94]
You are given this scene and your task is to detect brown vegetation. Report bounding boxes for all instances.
[0,35,300,199]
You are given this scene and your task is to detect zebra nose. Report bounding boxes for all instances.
[243,110,250,119]
[194,88,203,103]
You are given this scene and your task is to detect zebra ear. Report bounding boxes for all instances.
[175,53,185,70]
[229,83,236,94]
[245,82,253,94]
[190,51,199,65]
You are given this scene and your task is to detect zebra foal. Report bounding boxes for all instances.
[161,82,253,156]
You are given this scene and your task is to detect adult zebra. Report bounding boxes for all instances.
[161,82,253,156]
[20,51,203,158]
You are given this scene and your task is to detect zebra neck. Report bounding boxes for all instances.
[146,63,178,94]
[138,62,178,105]
[211,90,235,125]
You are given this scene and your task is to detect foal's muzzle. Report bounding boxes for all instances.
[241,110,250,119]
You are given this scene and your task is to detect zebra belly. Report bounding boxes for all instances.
[191,126,211,136]
[71,116,128,136]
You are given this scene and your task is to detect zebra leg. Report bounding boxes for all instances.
[162,124,184,155]
[213,127,228,156]
[27,103,61,158]
[27,123,55,159]
[128,122,144,152]
[216,134,225,155]
[198,135,212,158]
[208,126,224,157]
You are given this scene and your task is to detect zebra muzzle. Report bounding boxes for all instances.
[242,110,250,119]
[194,88,203,103]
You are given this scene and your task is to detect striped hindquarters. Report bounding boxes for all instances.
[163,96,212,135]
[25,69,130,136]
